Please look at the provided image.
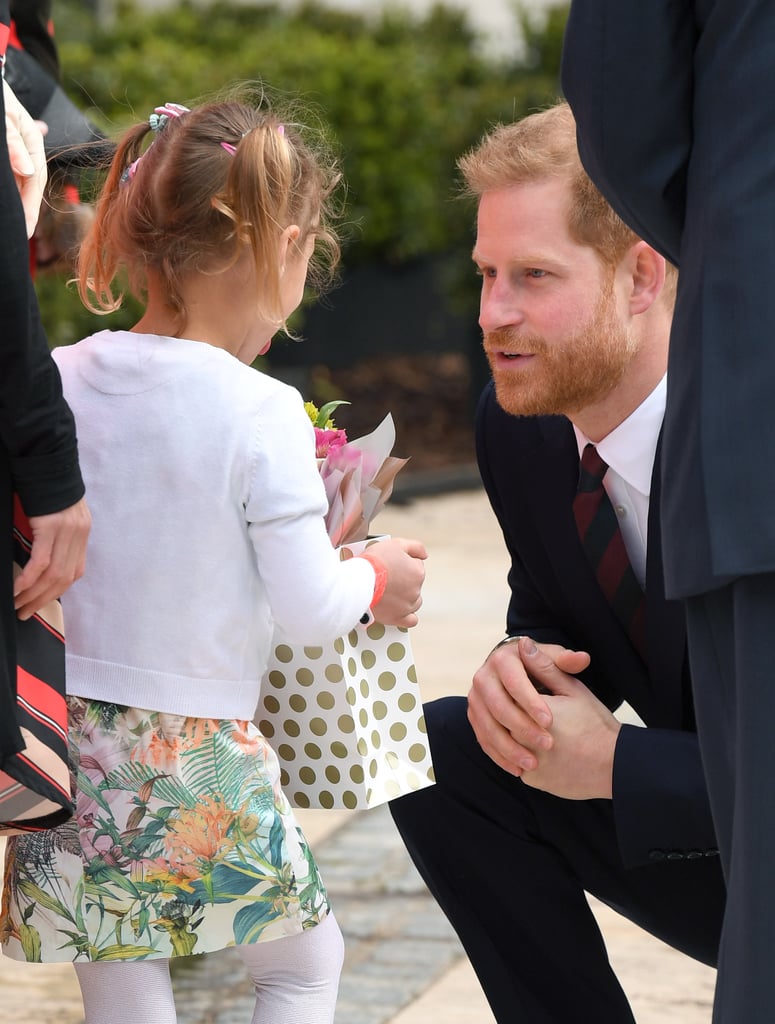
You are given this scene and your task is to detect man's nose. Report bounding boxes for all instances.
[479,283,524,334]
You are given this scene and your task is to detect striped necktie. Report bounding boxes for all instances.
[573,443,646,659]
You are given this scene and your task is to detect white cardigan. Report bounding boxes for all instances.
[54,331,375,720]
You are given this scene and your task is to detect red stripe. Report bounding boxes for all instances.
[7,21,21,51]
[29,613,64,644]
[0,24,9,57]
[17,668,67,736]
[14,751,71,800]
[12,496,32,554]
[12,494,25,523]
[574,491,604,537]
[596,532,629,603]
[17,693,67,743]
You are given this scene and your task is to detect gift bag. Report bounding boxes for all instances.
[0,497,74,835]
[256,609,435,810]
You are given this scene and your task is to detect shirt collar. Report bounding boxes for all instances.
[572,376,666,497]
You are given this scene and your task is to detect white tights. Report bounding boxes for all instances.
[73,912,344,1024]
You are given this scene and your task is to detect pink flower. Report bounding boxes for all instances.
[315,427,348,458]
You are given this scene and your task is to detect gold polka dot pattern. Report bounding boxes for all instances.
[257,623,435,810]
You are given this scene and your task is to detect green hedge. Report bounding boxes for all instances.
[40,0,569,346]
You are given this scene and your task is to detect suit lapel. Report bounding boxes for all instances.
[523,418,658,720]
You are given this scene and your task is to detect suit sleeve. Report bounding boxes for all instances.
[561,0,695,266]
[0,66,85,517]
[476,386,574,648]
[612,725,718,868]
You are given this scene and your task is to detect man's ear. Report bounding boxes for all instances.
[624,241,666,315]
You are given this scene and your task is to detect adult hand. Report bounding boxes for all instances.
[369,536,427,629]
[14,497,91,620]
[517,637,621,800]
[467,636,590,775]
[3,78,48,237]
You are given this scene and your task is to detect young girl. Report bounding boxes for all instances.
[0,94,427,1024]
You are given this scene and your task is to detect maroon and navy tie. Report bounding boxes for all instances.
[573,444,646,659]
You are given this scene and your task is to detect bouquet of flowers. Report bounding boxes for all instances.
[305,399,408,547]
[257,400,434,811]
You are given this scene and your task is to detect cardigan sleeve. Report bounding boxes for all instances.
[245,385,375,644]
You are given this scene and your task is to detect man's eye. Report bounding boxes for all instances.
[526,268,546,279]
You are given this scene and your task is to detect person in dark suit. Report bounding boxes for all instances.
[561,5,775,1019]
[1,0,90,764]
[389,101,724,1023]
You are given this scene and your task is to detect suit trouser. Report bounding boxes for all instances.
[686,574,775,1024]
[390,697,724,1024]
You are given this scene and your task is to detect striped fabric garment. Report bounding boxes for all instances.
[0,497,74,833]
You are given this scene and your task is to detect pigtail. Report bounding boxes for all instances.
[247,120,295,325]
[77,122,154,314]
[216,116,342,329]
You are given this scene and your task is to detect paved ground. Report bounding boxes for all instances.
[0,488,716,1022]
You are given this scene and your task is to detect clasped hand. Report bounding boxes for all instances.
[467,636,621,800]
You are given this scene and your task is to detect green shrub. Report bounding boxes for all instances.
[40,0,568,347]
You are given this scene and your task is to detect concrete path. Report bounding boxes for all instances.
[0,489,716,1022]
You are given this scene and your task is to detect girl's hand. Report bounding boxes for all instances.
[368,537,427,628]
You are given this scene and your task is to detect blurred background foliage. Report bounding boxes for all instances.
[39,0,569,352]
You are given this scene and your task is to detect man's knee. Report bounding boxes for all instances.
[392,696,475,807]
[389,695,533,840]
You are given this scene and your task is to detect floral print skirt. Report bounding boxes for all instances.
[1,697,330,963]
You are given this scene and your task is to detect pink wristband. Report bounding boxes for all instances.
[358,550,389,608]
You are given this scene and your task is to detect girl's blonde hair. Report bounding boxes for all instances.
[78,90,342,333]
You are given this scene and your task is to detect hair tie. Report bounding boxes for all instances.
[149,102,190,133]
[120,157,142,187]
[121,103,190,187]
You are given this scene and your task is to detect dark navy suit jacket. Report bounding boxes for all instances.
[561,0,775,599]
[476,383,717,868]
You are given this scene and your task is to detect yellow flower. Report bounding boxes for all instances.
[304,400,322,425]
[143,858,199,894]
[304,398,350,430]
